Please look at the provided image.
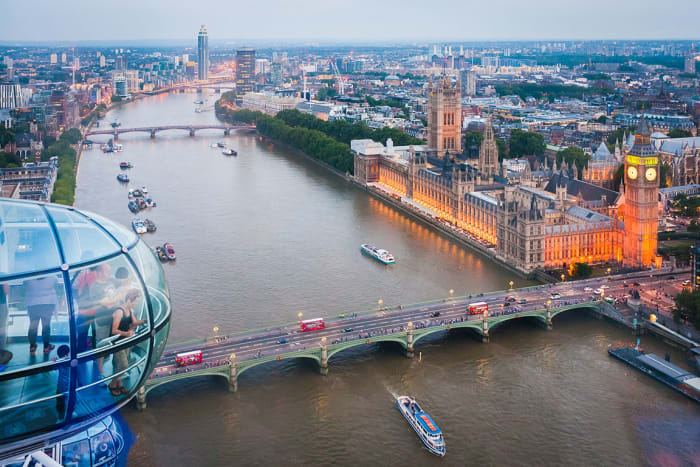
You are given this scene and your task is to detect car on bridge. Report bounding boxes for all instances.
[342,327,354,333]
[518,298,527,304]
[550,293,561,299]
[278,338,287,344]
[430,311,441,318]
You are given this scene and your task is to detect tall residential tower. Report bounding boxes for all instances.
[197,25,208,81]
[235,47,255,104]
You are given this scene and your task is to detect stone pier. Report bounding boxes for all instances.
[318,345,328,375]
[136,386,147,411]
[228,364,238,392]
[405,328,415,358]
[482,318,490,343]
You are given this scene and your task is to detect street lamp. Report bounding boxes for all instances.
[230,353,236,362]
[561,273,566,282]
[213,326,219,334]
[378,299,383,310]
[407,321,413,328]
[509,281,514,290]
[606,267,611,275]
[321,336,327,345]
[546,300,552,309]
[298,312,303,321]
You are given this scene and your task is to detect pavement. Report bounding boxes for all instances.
[149,270,692,378]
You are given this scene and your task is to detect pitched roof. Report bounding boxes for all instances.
[592,141,614,161]
[544,171,619,206]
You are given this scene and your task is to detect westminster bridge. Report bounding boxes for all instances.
[85,124,255,140]
[133,271,683,410]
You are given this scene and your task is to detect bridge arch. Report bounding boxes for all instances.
[143,366,231,397]
[488,313,547,333]
[326,335,408,362]
[235,353,321,379]
[412,321,484,347]
[550,304,600,321]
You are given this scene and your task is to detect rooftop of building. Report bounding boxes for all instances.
[544,171,619,206]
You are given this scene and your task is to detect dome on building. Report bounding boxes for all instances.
[0,199,171,455]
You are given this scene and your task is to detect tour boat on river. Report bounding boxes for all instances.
[222,148,237,156]
[360,244,395,264]
[116,173,129,183]
[131,218,147,234]
[396,396,445,456]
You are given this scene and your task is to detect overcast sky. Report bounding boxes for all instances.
[3,0,700,43]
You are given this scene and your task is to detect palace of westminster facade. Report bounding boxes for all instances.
[353,76,662,273]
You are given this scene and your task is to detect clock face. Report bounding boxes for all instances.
[645,167,657,182]
[627,166,638,180]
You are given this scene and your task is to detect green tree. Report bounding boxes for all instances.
[0,125,16,147]
[672,289,700,329]
[509,129,545,158]
[59,128,82,144]
[659,163,671,189]
[596,115,607,124]
[0,151,22,168]
[672,193,700,217]
[317,87,337,101]
[667,128,693,138]
[556,147,590,177]
[463,131,483,150]
[571,262,593,278]
[607,126,635,152]
[612,164,625,191]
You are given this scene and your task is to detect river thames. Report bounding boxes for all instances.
[76,89,699,466]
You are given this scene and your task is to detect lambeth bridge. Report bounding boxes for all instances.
[85,124,255,140]
[133,272,673,410]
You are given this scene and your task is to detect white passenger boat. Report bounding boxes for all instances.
[131,218,147,234]
[360,244,395,264]
[396,396,445,456]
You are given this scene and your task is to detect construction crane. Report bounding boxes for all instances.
[329,59,345,96]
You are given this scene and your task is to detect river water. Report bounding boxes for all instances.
[76,90,699,466]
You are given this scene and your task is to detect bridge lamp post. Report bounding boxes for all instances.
[213,326,219,342]
[561,273,566,282]
[298,312,303,322]
[449,289,454,306]
[509,281,514,291]
[378,299,383,311]
[606,267,611,275]
[230,353,235,364]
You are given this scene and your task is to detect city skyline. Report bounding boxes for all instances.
[3,0,700,43]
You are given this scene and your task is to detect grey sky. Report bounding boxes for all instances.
[3,0,700,42]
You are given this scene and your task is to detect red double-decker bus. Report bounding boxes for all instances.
[467,302,488,315]
[300,318,325,332]
[175,350,203,367]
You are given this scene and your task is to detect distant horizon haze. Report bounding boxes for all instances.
[3,0,700,43]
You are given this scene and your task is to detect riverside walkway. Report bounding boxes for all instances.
[135,271,685,410]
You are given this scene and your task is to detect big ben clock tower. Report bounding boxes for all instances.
[622,115,660,268]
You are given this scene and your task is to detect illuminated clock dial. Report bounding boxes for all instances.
[645,167,657,181]
[627,166,638,180]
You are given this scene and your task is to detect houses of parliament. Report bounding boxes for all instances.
[352,76,661,274]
